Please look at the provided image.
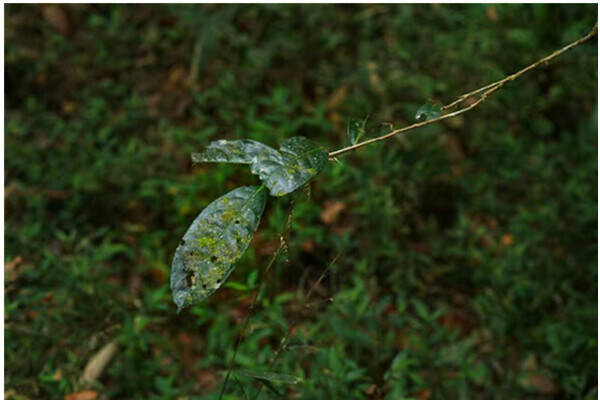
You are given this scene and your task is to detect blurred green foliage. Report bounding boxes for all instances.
[5,4,597,399]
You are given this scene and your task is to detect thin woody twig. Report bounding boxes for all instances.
[218,245,283,400]
[252,254,339,400]
[219,198,297,399]
[444,21,598,111]
[328,22,597,159]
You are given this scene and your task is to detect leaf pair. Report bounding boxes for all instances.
[172,137,328,310]
[192,136,328,197]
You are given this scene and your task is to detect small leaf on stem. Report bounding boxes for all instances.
[415,101,442,122]
[347,117,367,145]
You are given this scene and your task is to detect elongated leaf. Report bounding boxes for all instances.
[191,139,279,165]
[251,136,328,197]
[235,370,303,384]
[191,136,328,197]
[170,186,266,311]
[415,101,442,122]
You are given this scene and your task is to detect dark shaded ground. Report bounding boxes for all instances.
[5,4,598,399]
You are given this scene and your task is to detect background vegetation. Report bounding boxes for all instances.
[5,4,598,399]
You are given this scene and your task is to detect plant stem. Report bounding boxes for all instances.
[218,197,296,399]
[218,245,283,400]
[252,254,339,400]
[328,22,597,158]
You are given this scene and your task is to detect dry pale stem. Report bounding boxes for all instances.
[328,22,597,158]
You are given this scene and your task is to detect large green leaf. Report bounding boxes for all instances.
[251,136,328,197]
[192,136,329,197]
[191,139,279,164]
[170,186,267,311]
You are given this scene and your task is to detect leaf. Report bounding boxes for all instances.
[347,117,366,145]
[224,281,250,291]
[412,299,430,321]
[235,370,303,384]
[65,390,98,400]
[170,186,267,310]
[518,372,557,394]
[320,200,346,225]
[191,139,279,165]
[251,136,328,197]
[415,101,442,122]
[41,5,69,35]
[192,136,328,197]
[81,340,119,383]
